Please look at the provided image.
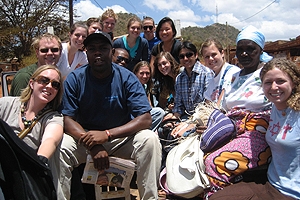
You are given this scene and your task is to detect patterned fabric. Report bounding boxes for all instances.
[203,109,272,198]
[224,67,271,112]
[173,61,214,115]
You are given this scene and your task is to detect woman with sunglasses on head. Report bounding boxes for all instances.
[113,16,149,71]
[209,58,300,200]
[0,65,64,196]
[164,41,214,122]
[201,38,241,102]
[57,21,88,79]
[153,51,181,112]
[150,17,181,73]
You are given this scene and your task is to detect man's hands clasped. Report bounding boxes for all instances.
[79,130,110,170]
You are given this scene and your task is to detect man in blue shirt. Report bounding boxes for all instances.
[59,30,161,200]
[140,16,160,57]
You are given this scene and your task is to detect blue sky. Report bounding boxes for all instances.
[74,0,300,42]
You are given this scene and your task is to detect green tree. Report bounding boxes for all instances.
[0,0,69,60]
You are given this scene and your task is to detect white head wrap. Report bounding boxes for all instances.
[236,25,272,62]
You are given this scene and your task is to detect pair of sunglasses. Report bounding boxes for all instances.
[39,48,60,53]
[179,52,194,60]
[34,76,60,90]
[116,56,130,64]
[143,26,154,31]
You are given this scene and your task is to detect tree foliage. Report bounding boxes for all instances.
[0,0,70,60]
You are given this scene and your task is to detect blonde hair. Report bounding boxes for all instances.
[101,9,118,22]
[20,65,63,110]
[32,33,62,51]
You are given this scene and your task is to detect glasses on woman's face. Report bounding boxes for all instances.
[34,76,60,90]
[116,56,130,64]
[179,52,194,60]
[143,26,154,31]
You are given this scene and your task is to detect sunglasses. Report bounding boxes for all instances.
[39,48,60,53]
[143,26,154,31]
[179,52,194,60]
[34,76,60,90]
[116,56,130,64]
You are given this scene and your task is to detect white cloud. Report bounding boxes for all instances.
[74,0,103,21]
[109,5,128,14]
[73,0,128,22]
[143,0,183,11]
[74,0,300,41]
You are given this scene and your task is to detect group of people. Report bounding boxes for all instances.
[0,8,299,200]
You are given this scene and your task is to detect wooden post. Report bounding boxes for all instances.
[69,0,73,28]
[226,22,230,62]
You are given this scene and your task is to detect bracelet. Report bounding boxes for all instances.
[105,130,112,142]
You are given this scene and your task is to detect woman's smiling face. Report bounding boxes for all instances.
[157,56,172,76]
[262,67,294,110]
[179,48,197,70]
[159,22,174,42]
[202,44,224,75]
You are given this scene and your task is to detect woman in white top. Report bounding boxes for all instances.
[201,38,240,102]
[57,22,88,79]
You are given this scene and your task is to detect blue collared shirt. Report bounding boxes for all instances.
[173,61,214,116]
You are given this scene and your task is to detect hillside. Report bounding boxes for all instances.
[114,13,240,50]
[181,23,240,49]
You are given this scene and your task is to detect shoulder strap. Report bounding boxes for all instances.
[18,109,53,139]
[157,42,162,54]
[218,65,233,96]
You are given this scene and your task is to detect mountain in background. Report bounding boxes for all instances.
[115,13,240,50]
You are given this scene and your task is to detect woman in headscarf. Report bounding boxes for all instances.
[201,25,273,199]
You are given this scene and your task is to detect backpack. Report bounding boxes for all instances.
[0,119,57,200]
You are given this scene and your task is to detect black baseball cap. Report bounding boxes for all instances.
[83,30,113,47]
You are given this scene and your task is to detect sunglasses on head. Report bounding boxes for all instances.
[34,76,60,90]
[143,26,154,31]
[179,52,194,60]
[116,56,130,64]
[39,48,60,53]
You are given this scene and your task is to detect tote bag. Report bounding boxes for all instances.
[165,135,210,198]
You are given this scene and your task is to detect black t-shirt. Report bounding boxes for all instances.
[151,39,181,63]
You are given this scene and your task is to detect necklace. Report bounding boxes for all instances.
[21,102,38,128]
[20,102,50,128]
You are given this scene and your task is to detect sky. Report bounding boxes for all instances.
[74,0,300,42]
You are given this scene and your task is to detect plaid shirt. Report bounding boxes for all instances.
[173,61,214,116]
